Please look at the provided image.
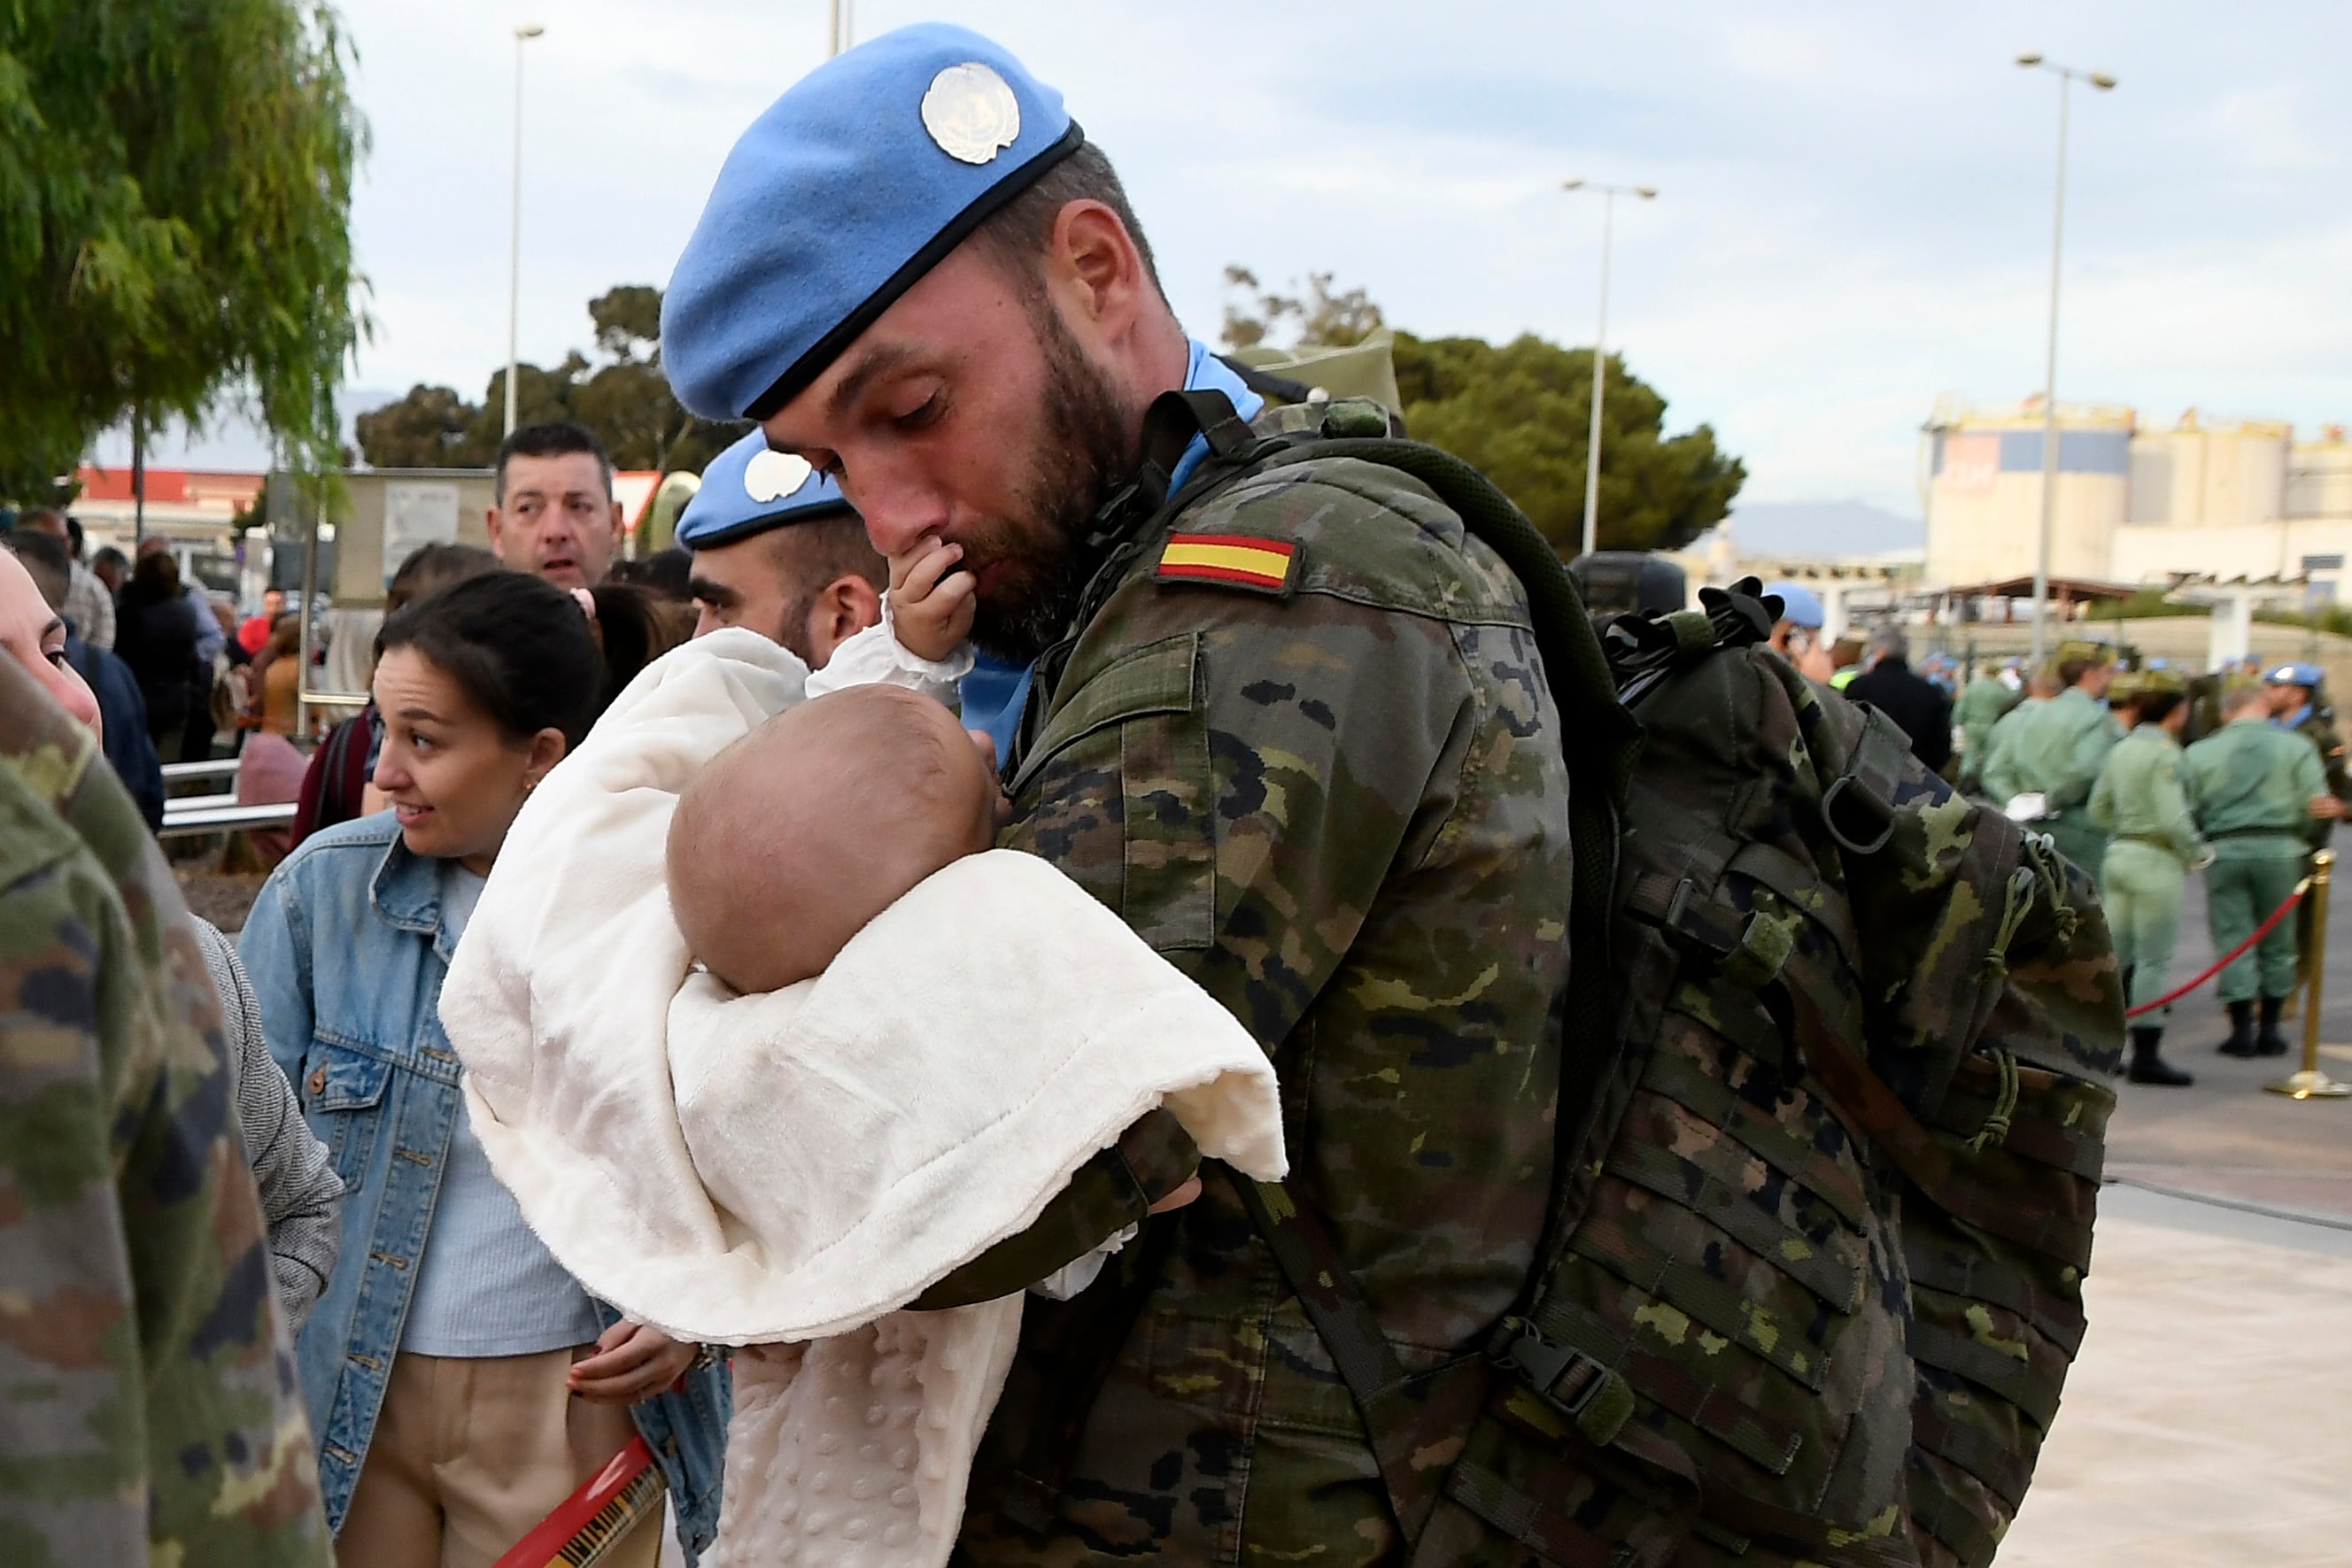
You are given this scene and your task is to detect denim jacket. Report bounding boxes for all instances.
[238,814,729,1556]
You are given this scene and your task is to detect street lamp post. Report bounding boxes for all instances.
[2016,52,2116,665]
[505,23,545,439]
[828,0,853,56]
[1562,180,1657,559]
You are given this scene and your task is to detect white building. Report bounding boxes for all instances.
[1921,397,2352,604]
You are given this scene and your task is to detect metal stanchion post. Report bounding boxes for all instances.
[2268,848,2349,1099]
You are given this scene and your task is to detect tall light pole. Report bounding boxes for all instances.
[2016,52,2116,664]
[1562,180,1657,559]
[505,23,545,438]
[828,0,853,56]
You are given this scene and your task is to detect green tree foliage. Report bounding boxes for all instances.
[356,286,743,475]
[1396,334,1744,554]
[1222,266,1743,553]
[0,0,365,498]
[1222,266,1384,351]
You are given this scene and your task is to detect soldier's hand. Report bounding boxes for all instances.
[1149,1175,1203,1214]
[889,535,977,661]
[2309,794,2346,822]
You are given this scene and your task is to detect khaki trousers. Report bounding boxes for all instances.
[337,1347,662,1568]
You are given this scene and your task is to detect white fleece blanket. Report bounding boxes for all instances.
[437,629,1287,1567]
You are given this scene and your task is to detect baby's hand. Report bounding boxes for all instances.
[890,536,977,662]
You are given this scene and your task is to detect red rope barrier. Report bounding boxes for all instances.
[2124,879,2309,1019]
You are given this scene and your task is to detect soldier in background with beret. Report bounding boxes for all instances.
[2187,679,2340,1057]
[2087,668,2204,1085]
[662,23,1574,1561]
[2265,662,2350,1004]
[1980,646,2121,880]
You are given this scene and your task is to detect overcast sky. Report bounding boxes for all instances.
[104,1,2352,519]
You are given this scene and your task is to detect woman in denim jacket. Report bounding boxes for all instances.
[240,574,727,1567]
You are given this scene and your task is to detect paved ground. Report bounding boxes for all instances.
[2106,869,2352,1222]
[2002,864,2352,1564]
[2000,1186,2352,1566]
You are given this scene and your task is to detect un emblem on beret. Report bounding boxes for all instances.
[744,448,814,504]
[922,62,1021,165]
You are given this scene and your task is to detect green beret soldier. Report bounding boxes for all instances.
[2187,680,2332,1056]
[2264,662,2352,998]
[0,654,330,1564]
[1980,647,2122,879]
[662,25,1574,1559]
[2087,669,2203,1085]
[2267,663,2352,841]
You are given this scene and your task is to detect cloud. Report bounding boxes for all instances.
[118,0,2352,523]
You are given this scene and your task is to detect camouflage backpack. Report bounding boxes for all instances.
[1186,398,2124,1566]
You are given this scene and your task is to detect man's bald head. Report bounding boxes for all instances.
[667,684,999,993]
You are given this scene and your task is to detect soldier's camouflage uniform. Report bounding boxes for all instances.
[0,656,329,1566]
[937,411,1575,1564]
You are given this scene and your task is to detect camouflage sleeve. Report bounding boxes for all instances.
[934,504,1485,1299]
[0,665,329,1565]
[908,1108,1199,1309]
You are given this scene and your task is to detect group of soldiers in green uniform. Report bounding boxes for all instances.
[1957,645,2350,1085]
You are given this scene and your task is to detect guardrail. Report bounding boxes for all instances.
[157,752,300,841]
[161,758,244,784]
[159,799,298,839]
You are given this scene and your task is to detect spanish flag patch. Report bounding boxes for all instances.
[1155,533,1300,597]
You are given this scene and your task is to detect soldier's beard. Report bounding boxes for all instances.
[964,307,1141,666]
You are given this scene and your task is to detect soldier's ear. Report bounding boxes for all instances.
[1047,200,1145,332]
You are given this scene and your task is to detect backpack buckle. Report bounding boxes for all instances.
[1489,1318,1635,1446]
[1820,774,1895,855]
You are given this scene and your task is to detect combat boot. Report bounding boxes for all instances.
[2255,994,2292,1057]
[2215,1000,2258,1057]
[2128,1026,2194,1086]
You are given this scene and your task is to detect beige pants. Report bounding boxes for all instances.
[337,1347,662,1568]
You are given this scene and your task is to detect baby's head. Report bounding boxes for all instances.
[668,684,1001,994]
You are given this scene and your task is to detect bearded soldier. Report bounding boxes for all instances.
[662,25,1573,1561]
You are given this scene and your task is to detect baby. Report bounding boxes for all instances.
[665,533,991,993]
[667,683,1001,993]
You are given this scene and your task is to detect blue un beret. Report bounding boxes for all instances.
[1760,581,1824,630]
[674,429,855,551]
[662,23,1079,422]
[2267,662,2326,689]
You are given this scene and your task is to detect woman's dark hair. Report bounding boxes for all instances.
[375,573,680,749]
[2132,689,2186,726]
[385,542,502,616]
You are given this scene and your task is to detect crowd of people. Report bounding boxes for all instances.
[1760,571,2349,1089]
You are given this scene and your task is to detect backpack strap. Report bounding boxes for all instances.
[1223,1169,1482,1542]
